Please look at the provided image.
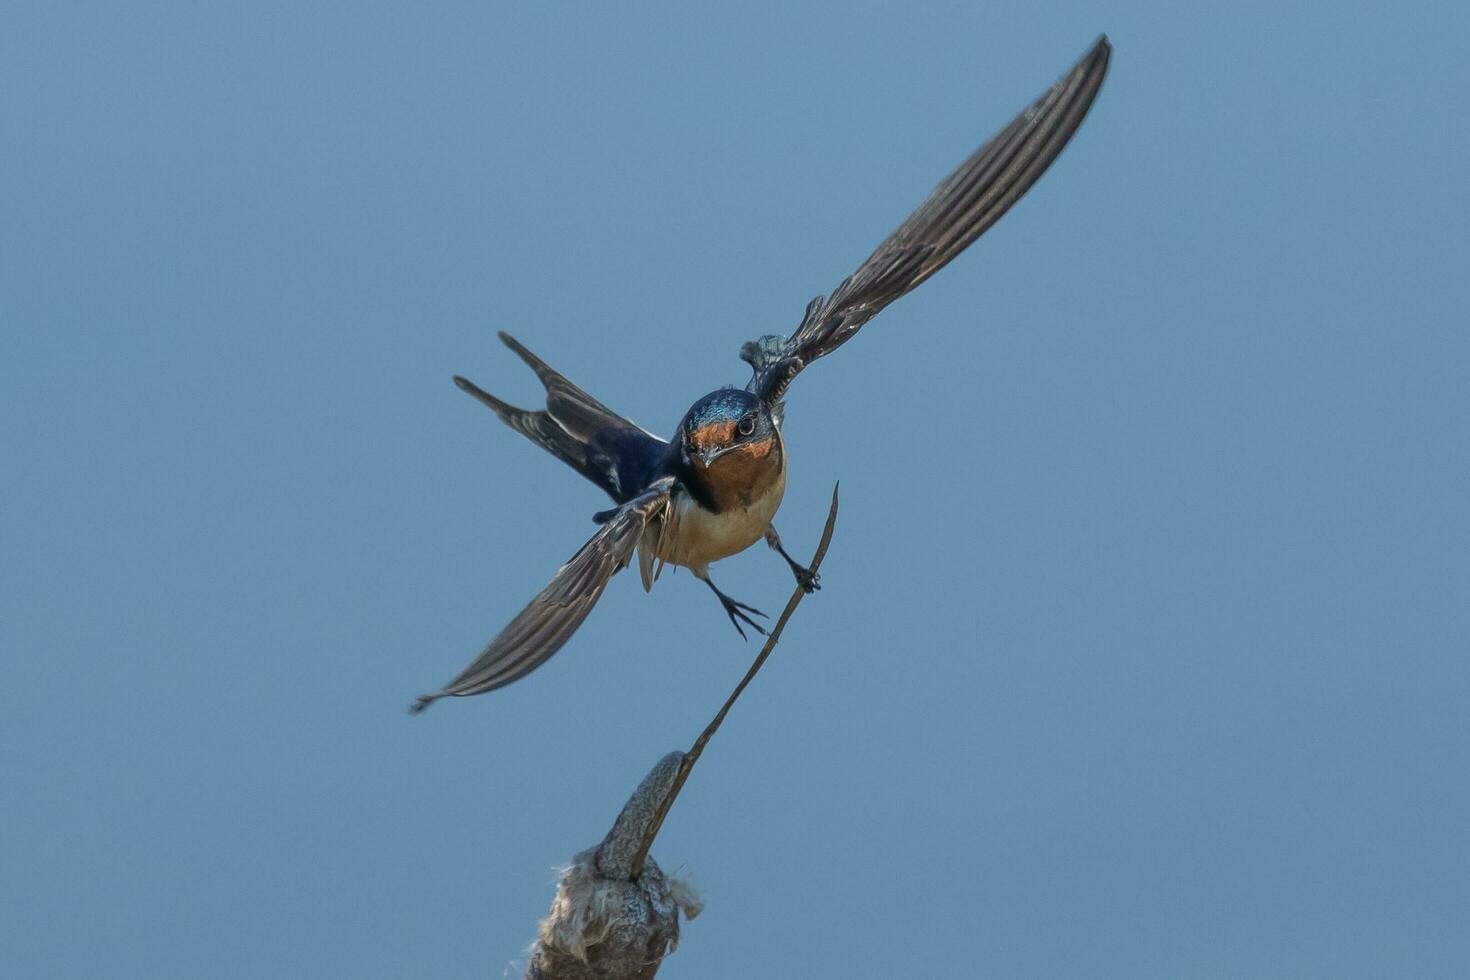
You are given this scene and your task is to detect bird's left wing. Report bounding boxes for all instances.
[744,35,1111,406]
[411,478,676,711]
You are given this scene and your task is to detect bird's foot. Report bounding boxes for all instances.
[718,594,769,641]
[791,564,821,594]
[768,528,821,594]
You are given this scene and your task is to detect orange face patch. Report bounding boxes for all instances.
[736,435,773,460]
[690,420,736,452]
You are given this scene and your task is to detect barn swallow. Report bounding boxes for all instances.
[411,36,1110,711]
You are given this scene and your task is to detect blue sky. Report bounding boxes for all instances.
[3,3,1467,977]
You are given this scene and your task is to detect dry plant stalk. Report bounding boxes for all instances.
[524,485,840,979]
[629,484,840,878]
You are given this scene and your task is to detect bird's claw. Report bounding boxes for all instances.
[721,597,769,641]
[794,566,821,594]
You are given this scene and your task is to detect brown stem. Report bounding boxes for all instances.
[628,483,840,879]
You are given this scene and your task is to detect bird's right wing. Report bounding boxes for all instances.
[411,478,676,711]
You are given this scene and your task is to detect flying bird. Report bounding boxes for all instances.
[412,36,1111,711]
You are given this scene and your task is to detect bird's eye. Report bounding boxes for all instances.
[737,416,756,437]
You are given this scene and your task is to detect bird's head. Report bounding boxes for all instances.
[678,388,777,473]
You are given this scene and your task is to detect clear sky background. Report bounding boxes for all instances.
[3,3,1467,978]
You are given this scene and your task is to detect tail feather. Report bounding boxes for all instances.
[497,331,637,442]
[452,374,601,485]
[454,335,666,502]
[451,375,540,442]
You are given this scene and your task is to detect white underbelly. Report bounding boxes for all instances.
[674,487,783,566]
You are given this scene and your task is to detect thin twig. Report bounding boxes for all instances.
[628,483,840,879]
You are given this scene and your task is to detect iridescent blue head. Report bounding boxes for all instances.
[677,387,776,470]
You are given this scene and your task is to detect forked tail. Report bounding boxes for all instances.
[453,332,667,504]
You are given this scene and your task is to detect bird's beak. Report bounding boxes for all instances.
[696,444,738,468]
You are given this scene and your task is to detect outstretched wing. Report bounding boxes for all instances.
[411,478,676,711]
[744,36,1111,405]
